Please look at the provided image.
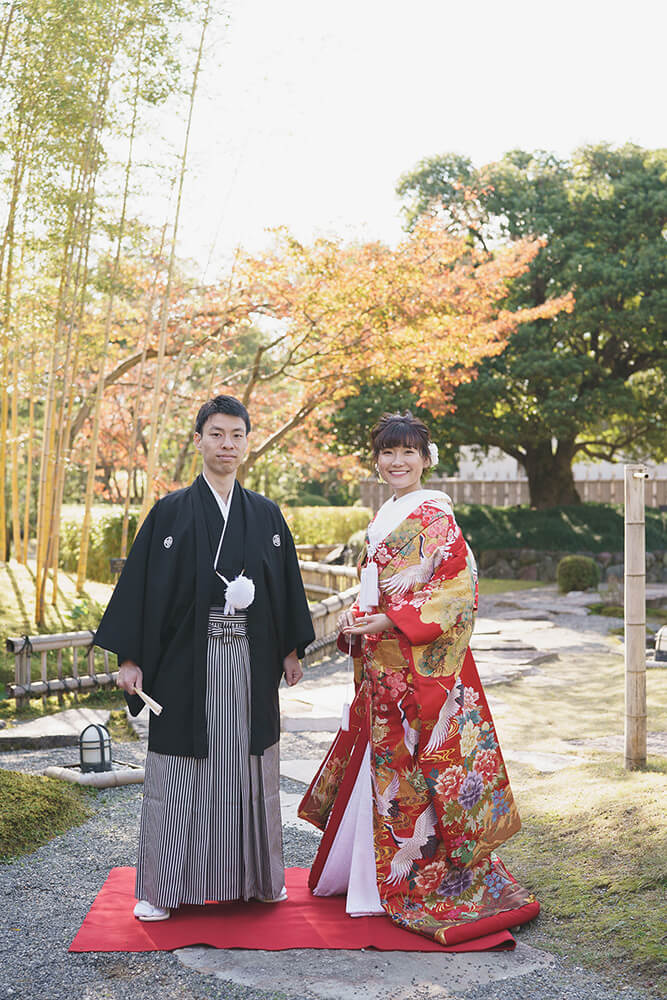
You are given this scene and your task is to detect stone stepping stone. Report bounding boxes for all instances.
[0,707,110,750]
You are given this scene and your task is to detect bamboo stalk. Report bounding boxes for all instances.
[624,464,647,770]
[138,0,212,529]
[120,223,169,556]
[76,14,145,591]
[22,342,35,563]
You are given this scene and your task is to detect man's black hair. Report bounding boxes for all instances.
[195,395,251,435]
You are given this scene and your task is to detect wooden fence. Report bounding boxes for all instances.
[360,477,667,511]
[6,562,359,704]
[7,631,115,707]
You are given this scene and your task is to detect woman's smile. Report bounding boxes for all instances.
[377,446,429,496]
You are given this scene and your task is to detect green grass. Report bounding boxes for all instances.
[0,559,113,693]
[588,603,667,624]
[478,578,549,595]
[455,501,667,553]
[503,759,666,994]
[486,648,667,995]
[0,769,94,862]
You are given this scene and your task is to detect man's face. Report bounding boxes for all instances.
[194,413,248,477]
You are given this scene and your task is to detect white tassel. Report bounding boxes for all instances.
[341,635,354,731]
[358,561,379,611]
[223,574,256,615]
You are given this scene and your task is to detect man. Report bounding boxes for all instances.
[95,395,314,920]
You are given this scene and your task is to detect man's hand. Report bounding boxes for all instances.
[342,613,392,636]
[117,660,143,695]
[283,650,303,687]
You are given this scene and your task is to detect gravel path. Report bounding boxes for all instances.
[0,732,661,1000]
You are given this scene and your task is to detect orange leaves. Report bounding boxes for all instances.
[203,219,574,426]
[75,217,574,499]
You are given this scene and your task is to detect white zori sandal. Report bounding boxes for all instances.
[133,899,170,921]
[255,887,288,903]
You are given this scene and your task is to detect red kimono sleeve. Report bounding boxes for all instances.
[384,526,472,646]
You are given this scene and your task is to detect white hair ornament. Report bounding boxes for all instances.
[428,442,439,466]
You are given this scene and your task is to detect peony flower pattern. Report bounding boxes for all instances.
[459,720,479,758]
[458,771,484,810]
[437,868,474,899]
[463,686,479,711]
[474,749,499,783]
[435,765,466,800]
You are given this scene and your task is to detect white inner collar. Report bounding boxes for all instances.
[203,472,234,521]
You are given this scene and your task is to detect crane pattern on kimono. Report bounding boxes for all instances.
[397,694,419,756]
[424,678,465,755]
[371,768,400,818]
[382,536,449,598]
[385,802,439,885]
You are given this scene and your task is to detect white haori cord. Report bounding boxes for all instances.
[211,482,256,616]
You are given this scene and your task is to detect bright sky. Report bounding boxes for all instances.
[161,0,664,278]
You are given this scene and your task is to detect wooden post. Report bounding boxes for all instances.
[624,464,648,770]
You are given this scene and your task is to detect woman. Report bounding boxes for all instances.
[298,412,538,946]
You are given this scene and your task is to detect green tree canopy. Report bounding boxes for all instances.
[395,144,667,507]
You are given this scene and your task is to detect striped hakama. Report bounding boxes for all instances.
[135,609,284,909]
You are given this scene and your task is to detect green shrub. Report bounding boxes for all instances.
[454,502,666,553]
[284,492,330,507]
[557,555,600,593]
[59,507,140,583]
[283,507,371,545]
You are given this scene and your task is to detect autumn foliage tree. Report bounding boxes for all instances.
[58,216,572,533]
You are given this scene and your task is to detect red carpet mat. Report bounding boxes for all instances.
[70,867,516,952]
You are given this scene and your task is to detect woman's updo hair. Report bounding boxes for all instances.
[370,411,431,462]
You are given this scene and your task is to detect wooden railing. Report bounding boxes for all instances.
[6,631,116,707]
[304,583,359,666]
[299,560,358,598]
[6,562,359,704]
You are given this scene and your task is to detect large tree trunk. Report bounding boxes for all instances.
[520,439,581,508]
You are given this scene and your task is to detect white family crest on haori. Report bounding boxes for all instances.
[163,536,173,549]
[272,534,281,547]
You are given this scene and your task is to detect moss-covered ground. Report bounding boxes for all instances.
[489,649,667,996]
[0,769,94,861]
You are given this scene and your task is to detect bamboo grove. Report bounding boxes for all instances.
[0,1,572,624]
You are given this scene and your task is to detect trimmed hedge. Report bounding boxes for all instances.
[58,505,372,582]
[454,503,667,554]
[58,501,667,584]
[283,507,372,545]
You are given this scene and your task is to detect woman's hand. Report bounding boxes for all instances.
[118,661,143,695]
[342,613,392,636]
[336,608,358,634]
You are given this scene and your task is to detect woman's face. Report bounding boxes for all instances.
[376,445,429,497]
